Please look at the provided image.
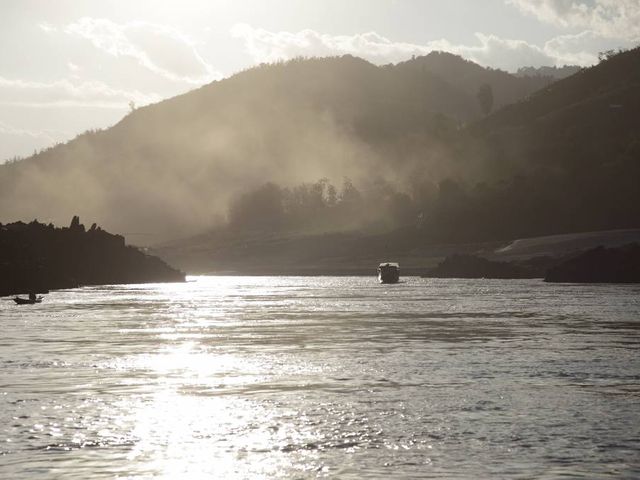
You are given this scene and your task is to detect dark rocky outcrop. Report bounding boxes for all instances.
[544,243,640,283]
[425,254,538,279]
[0,217,185,296]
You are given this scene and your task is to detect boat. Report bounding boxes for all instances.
[13,296,43,305]
[378,262,400,283]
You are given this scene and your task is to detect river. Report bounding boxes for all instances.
[1,276,639,478]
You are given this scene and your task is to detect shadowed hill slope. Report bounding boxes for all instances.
[156,48,640,273]
[448,47,640,240]
[0,54,551,244]
[396,51,556,114]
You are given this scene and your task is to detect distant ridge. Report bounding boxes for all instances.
[515,65,581,80]
[397,51,556,111]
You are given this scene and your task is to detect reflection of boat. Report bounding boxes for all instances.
[13,296,43,305]
[378,262,400,284]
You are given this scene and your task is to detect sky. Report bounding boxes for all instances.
[1,0,638,161]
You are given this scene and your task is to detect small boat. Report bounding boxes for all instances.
[13,296,43,305]
[378,262,400,284]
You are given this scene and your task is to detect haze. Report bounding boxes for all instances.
[2,3,640,478]
[0,0,638,260]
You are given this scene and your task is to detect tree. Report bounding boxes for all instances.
[228,182,285,231]
[598,49,615,62]
[477,84,494,116]
[339,178,361,205]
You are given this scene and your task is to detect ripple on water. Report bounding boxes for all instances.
[1,277,639,478]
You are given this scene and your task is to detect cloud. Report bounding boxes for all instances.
[543,30,611,65]
[507,0,640,41]
[0,75,159,108]
[38,22,57,34]
[231,24,429,65]
[231,23,602,70]
[0,121,64,142]
[61,17,221,84]
[436,33,555,71]
[0,121,72,161]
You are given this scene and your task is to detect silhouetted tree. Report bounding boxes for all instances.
[228,182,285,231]
[339,178,361,205]
[598,49,626,62]
[326,183,337,207]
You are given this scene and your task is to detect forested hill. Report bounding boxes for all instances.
[156,47,640,273]
[395,52,558,113]
[448,46,640,240]
[0,53,551,244]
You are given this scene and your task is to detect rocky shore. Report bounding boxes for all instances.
[545,244,640,283]
[423,244,640,283]
[0,217,185,296]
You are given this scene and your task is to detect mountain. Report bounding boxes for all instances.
[2,46,637,275]
[397,51,556,113]
[446,47,640,240]
[0,53,551,244]
[155,47,640,273]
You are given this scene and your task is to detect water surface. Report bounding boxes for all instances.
[1,277,639,478]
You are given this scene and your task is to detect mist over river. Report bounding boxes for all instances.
[1,276,639,478]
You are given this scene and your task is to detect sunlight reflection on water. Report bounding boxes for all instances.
[1,276,639,478]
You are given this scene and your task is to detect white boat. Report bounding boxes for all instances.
[378,262,400,283]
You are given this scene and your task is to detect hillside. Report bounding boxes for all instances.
[0,53,550,244]
[396,52,556,113]
[1,46,638,275]
[155,48,640,273]
[444,47,640,241]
